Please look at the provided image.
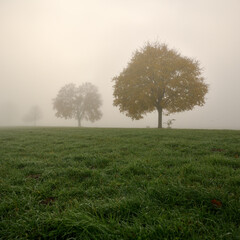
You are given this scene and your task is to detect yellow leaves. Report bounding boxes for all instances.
[113,42,208,119]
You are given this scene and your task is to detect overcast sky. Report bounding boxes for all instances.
[0,0,240,129]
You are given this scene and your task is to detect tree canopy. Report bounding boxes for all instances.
[53,82,102,127]
[113,42,208,128]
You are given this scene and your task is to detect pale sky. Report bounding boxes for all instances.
[0,0,240,129]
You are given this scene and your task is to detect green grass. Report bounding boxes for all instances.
[0,127,240,239]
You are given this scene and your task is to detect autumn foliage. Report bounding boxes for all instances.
[113,42,208,128]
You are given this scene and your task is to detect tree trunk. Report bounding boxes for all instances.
[157,107,163,128]
[77,117,81,127]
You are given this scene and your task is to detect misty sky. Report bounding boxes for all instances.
[0,0,240,129]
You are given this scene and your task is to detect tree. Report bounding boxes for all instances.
[113,42,208,128]
[23,105,42,126]
[53,82,102,127]
[165,119,176,129]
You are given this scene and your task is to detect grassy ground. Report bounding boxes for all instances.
[0,127,240,239]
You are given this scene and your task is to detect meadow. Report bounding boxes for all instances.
[0,127,240,239]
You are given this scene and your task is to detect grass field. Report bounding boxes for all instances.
[0,127,240,239]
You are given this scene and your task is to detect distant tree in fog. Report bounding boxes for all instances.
[113,42,208,128]
[53,82,102,127]
[23,105,42,126]
[165,119,176,129]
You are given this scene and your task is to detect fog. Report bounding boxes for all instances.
[0,0,240,129]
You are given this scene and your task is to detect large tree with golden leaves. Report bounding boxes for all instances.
[113,42,208,128]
